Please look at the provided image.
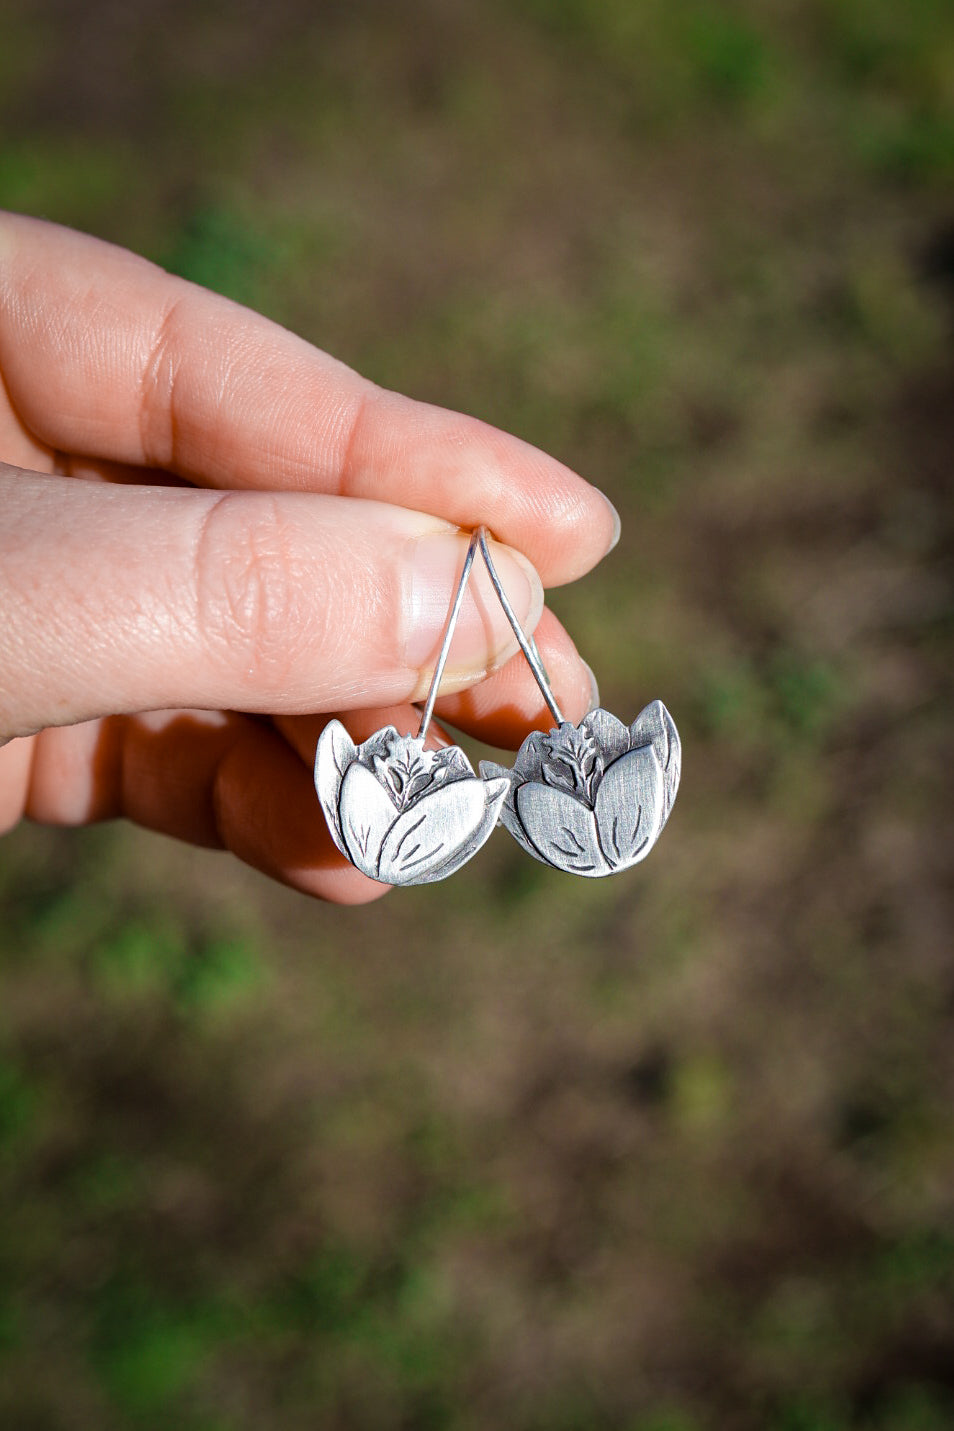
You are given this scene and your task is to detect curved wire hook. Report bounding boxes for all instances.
[476,526,565,726]
[417,525,567,741]
[416,528,480,741]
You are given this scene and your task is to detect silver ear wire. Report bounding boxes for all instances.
[415,527,478,742]
[314,530,509,886]
[476,526,681,877]
[475,526,564,725]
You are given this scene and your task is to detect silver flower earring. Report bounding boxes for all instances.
[476,528,681,877]
[314,529,510,886]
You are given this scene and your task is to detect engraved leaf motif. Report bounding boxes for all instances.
[378,778,486,885]
[542,757,579,795]
[339,762,399,878]
[514,783,607,876]
[541,725,601,800]
[404,768,435,803]
[594,745,664,870]
[378,760,405,800]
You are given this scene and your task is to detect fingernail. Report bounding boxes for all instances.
[403,532,543,681]
[583,660,601,713]
[605,496,621,553]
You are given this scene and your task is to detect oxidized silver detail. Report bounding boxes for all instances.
[315,527,508,885]
[316,721,509,886]
[480,700,680,877]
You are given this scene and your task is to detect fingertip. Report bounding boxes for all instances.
[1,218,619,590]
[348,390,619,586]
[285,864,392,905]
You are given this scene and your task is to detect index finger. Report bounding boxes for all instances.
[0,213,619,585]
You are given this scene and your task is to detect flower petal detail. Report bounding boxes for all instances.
[629,700,681,821]
[496,804,547,864]
[478,760,510,784]
[581,708,630,762]
[594,745,664,870]
[413,777,510,884]
[339,762,399,878]
[314,719,356,857]
[507,730,552,783]
[378,777,486,885]
[514,783,606,876]
[482,762,543,865]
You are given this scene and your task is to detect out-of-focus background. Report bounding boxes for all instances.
[1,1,953,1427]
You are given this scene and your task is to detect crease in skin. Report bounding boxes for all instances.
[335,385,375,498]
[0,368,55,472]
[192,490,312,693]
[0,214,615,882]
[138,292,188,470]
[0,215,619,586]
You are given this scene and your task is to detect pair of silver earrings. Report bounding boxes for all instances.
[314,527,681,886]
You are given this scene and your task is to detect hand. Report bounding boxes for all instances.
[0,214,618,900]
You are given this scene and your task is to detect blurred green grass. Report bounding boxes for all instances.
[1,0,953,1427]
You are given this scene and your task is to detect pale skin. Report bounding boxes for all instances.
[0,213,619,902]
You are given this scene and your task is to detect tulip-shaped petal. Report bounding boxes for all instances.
[412,777,510,884]
[379,776,505,885]
[514,782,607,876]
[593,745,664,869]
[581,708,630,762]
[339,761,401,878]
[483,774,548,866]
[629,700,681,824]
[485,700,681,877]
[315,719,358,859]
[315,717,507,886]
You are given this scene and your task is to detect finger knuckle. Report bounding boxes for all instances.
[194,494,312,692]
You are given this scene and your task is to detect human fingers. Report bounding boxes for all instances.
[0,213,618,585]
[0,467,543,738]
[432,607,597,746]
[12,712,385,903]
[273,705,458,774]
[276,608,597,766]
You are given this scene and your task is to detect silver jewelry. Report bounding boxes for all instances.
[314,530,509,885]
[476,528,681,877]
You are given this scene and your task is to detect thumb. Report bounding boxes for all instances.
[0,467,543,738]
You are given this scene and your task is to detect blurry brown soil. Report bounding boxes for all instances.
[0,1,953,1428]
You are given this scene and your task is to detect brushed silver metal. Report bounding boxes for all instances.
[314,529,508,885]
[476,526,564,725]
[316,722,508,885]
[475,524,680,877]
[316,523,682,884]
[480,700,681,877]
